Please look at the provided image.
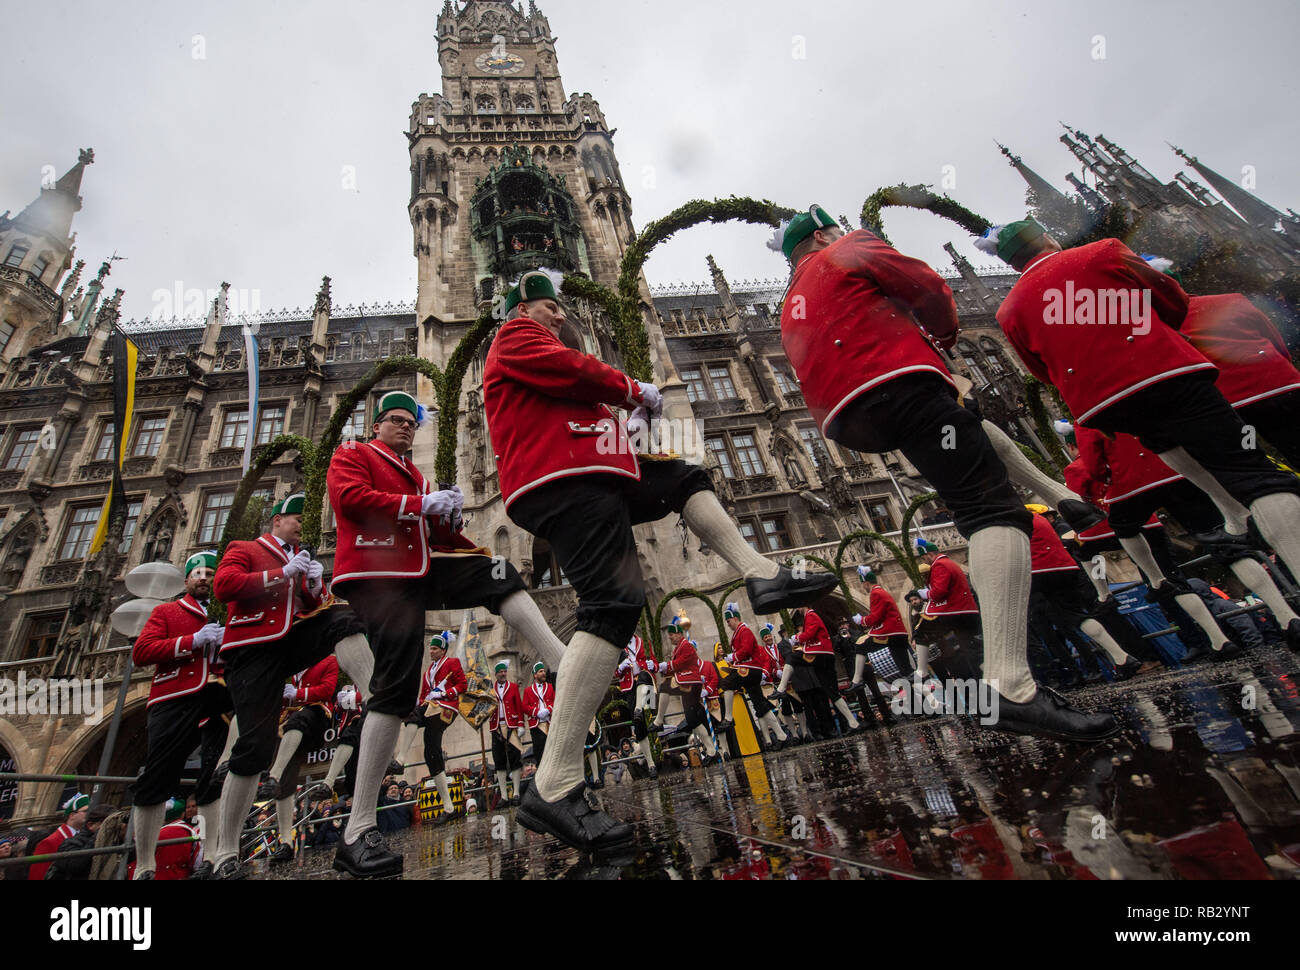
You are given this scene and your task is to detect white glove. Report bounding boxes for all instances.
[636,382,663,416]
[428,688,445,700]
[658,661,669,674]
[852,613,866,627]
[283,684,298,702]
[725,653,735,664]
[626,407,651,449]
[538,710,551,723]
[617,658,632,674]
[192,623,224,650]
[281,550,311,580]
[421,489,461,518]
[336,688,358,711]
[306,560,324,582]
[919,588,931,601]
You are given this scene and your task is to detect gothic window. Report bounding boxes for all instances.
[132,415,168,458]
[3,427,41,471]
[732,433,765,477]
[3,244,28,268]
[707,364,737,400]
[514,95,534,113]
[0,322,13,356]
[737,515,791,552]
[58,505,100,560]
[531,535,568,589]
[199,491,235,545]
[866,499,895,533]
[706,436,734,479]
[93,421,115,461]
[256,406,286,445]
[119,500,143,555]
[31,255,50,280]
[342,401,367,443]
[475,94,497,113]
[220,409,250,449]
[769,359,797,396]
[798,425,829,467]
[738,519,760,551]
[957,339,989,389]
[681,367,709,403]
[21,612,63,661]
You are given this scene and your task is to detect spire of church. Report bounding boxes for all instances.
[13,148,93,242]
[1169,144,1287,229]
[996,141,1068,205]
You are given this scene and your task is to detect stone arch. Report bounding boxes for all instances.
[33,691,151,817]
[451,147,467,159]
[562,146,576,158]
[468,147,483,161]
[494,527,511,564]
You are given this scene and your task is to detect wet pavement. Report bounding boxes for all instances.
[259,644,1300,880]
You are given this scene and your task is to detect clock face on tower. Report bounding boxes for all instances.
[475,50,526,74]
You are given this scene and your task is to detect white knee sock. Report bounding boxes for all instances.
[218,717,239,764]
[334,634,374,697]
[499,590,567,671]
[982,419,1073,505]
[968,526,1036,704]
[274,796,295,845]
[796,712,809,736]
[682,491,780,580]
[1229,557,1299,626]
[1156,448,1251,534]
[652,696,666,727]
[1249,492,1300,580]
[433,771,453,814]
[723,691,735,722]
[852,654,866,684]
[1084,558,1112,601]
[692,724,717,756]
[637,737,656,768]
[535,631,621,802]
[496,770,510,800]
[196,799,221,862]
[510,768,522,797]
[1080,618,1130,666]
[914,643,931,678]
[777,664,793,693]
[324,744,353,788]
[637,683,656,713]
[1119,535,1168,586]
[216,773,260,867]
[270,730,303,782]
[344,711,401,844]
[833,696,859,728]
[131,803,167,877]
[587,751,602,780]
[762,711,788,740]
[395,722,419,763]
[1173,592,1228,649]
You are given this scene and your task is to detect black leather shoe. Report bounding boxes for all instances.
[135,870,155,880]
[1286,619,1300,653]
[1114,658,1142,680]
[699,753,722,766]
[1089,596,1121,620]
[1190,527,1258,562]
[990,686,1120,742]
[333,827,403,878]
[517,782,634,853]
[212,858,246,881]
[840,681,864,696]
[646,722,666,735]
[586,777,604,790]
[256,776,279,801]
[1211,641,1243,662]
[746,566,839,614]
[187,860,214,881]
[646,765,658,779]
[268,841,294,866]
[1181,643,1210,664]
[1058,499,1104,533]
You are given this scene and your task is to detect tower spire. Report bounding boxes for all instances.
[995,140,1068,205]
[1168,144,1287,229]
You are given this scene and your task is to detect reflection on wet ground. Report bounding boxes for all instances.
[261,645,1300,880]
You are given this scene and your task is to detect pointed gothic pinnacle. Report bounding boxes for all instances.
[1167,142,1192,162]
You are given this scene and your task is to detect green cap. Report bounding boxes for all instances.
[772,205,837,261]
[373,391,419,425]
[856,564,876,583]
[532,661,546,674]
[185,551,217,577]
[723,602,742,620]
[63,793,90,815]
[666,614,688,635]
[976,218,1047,265]
[504,270,559,317]
[430,631,455,649]
[164,797,186,823]
[271,493,305,517]
[494,661,509,673]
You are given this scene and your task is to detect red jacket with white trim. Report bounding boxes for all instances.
[864,585,908,637]
[997,239,1213,425]
[700,661,721,700]
[728,622,768,674]
[1029,513,1080,575]
[792,609,835,656]
[327,440,481,589]
[420,656,467,715]
[1075,426,1183,505]
[922,556,978,617]
[27,824,77,880]
[522,681,556,728]
[781,230,960,436]
[286,657,339,715]
[663,638,703,685]
[617,634,657,691]
[1180,293,1300,409]
[489,681,525,731]
[1063,457,1163,543]
[133,595,221,707]
[214,535,325,652]
[483,316,647,509]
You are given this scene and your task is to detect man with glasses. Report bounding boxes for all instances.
[325,391,567,877]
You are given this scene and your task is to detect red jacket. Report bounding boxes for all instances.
[792,609,834,656]
[489,681,524,731]
[700,661,721,700]
[154,821,199,880]
[1029,513,1079,575]
[781,230,960,436]
[327,440,480,588]
[483,316,648,509]
[214,535,325,652]
[617,634,657,691]
[522,681,556,728]
[663,638,703,684]
[286,657,338,714]
[1180,293,1300,408]
[922,556,978,617]
[28,824,76,880]
[421,656,467,715]
[997,239,1213,425]
[1063,456,1162,543]
[133,595,220,708]
[728,622,768,675]
[1075,426,1182,505]
[863,585,907,637]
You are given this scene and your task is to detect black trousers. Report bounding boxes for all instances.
[799,687,835,738]
[131,682,232,807]
[915,614,982,681]
[622,684,650,741]
[717,667,774,718]
[529,723,547,764]
[1236,389,1300,469]
[193,710,231,806]
[422,711,448,775]
[1108,480,1225,539]
[223,607,361,777]
[336,555,527,717]
[491,728,523,772]
[827,373,1033,540]
[1088,373,1300,508]
[509,461,714,648]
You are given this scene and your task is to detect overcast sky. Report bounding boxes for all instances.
[3,0,1298,323]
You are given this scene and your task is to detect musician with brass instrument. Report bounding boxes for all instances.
[522,661,556,767]
[419,631,467,822]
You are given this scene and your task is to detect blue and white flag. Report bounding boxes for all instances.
[241,324,260,475]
